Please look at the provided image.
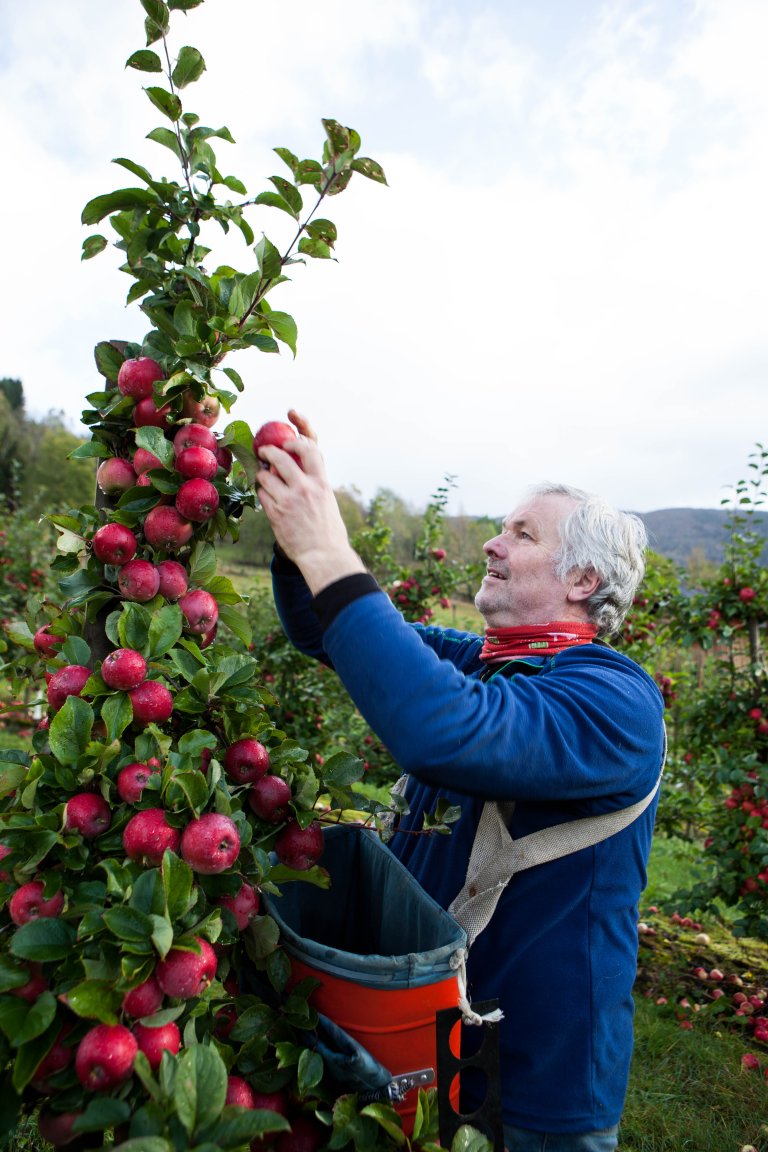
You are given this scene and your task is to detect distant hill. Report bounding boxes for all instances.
[634,508,768,567]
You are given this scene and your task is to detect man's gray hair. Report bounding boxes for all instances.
[526,482,648,638]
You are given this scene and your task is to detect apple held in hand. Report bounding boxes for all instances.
[181,813,241,874]
[253,421,301,470]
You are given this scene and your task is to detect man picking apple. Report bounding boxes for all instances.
[255,413,664,1152]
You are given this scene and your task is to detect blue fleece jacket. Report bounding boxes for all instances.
[272,561,665,1134]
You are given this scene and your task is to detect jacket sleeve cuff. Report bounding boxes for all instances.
[271,543,302,576]
[312,574,382,631]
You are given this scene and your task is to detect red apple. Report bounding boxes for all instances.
[181,391,220,428]
[101,648,147,691]
[134,396,173,430]
[156,936,217,999]
[96,457,137,496]
[218,882,260,931]
[175,445,219,480]
[117,356,163,400]
[47,665,91,711]
[180,813,241,874]
[9,880,65,926]
[251,1089,288,1117]
[36,1110,83,1147]
[32,1026,73,1087]
[92,523,138,565]
[64,793,111,838]
[156,559,188,601]
[179,589,219,635]
[173,423,218,454]
[128,680,174,726]
[75,1023,137,1090]
[117,761,160,804]
[132,1020,181,1070]
[275,1114,323,1152]
[224,738,270,785]
[133,446,164,475]
[253,421,300,470]
[11,963,49,1003]
[122,974,164,1018]
[215,444,233,474]
[249,776,292,824]
[274,821,324,871]
[199,623,218,649]
[123,809,180,865]
[143,505,194,551]
[740,587,756,602]
[226,1075,256,1108]
[176,478,219,522]
[33,625,65,658]
[118,559,161,602]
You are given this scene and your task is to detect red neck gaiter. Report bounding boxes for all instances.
[479,621,598,664]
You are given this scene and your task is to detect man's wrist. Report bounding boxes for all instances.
[293,546,367,596]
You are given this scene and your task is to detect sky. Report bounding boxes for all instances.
[2,0,767,519]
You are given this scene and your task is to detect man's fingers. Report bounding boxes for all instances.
[287,409,317,442]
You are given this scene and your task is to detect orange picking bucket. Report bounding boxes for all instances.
[263,824,467,1132]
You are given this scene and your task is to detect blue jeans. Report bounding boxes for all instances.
[503,1123,619,1152]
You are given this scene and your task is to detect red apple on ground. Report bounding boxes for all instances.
[173,422,218,454]
[47,665,91,711]
[133,446,164,475]
[134,396,173,429]
[224,738,270,784]
[249,775,292,824]
[176,477,219,522]
[117,761,160,804]
[226,1075,256,1108]
[11,963,48,1003]
[156,936,217,999]
[156,559,188,601]
[181,813,241,874]
[181,390,220,428]
[132,1020,181,1070]
[9,880,65,926]
[118,559,161,602]
[101,648,147,691]
[128,680,174,726]
[64,793,111,838]
[122,974,164,1018]
[253,421,301,471]
[143,505,194,551]
[117,356,163,400]
[33,625,65,658]
[92,523,137,565]
[179,589,219,635]
[75,1023,138,1090]
[274,821,324,871]
[218,882,260,930]
[175,446,218,480]
[96,457,137,496]
[123,809,180,865]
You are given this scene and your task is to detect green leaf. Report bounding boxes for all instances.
[323,119,351,157]
[169,0,204,8]
[0,763,27,800]
[62,635,91,665]
[274,147,299,174]
[74,1098,132,1134]
[82,234,108,260]
[351,156,388,185]
[253,191,296,219]
[69,439,110,459]
[268,176,303,215]
[450,1125,494,1152]
[219,174,247,194]
[188,541,217,586]
[102,692,134,742]
[81,187,158,225]
[360,1103,406,1144]
[140,0,169,30]
[112,1141,171,1152]
[49,696,94,765]
[228,270,264,319]
[150,914,174,959]
[147,604,184,658]
[12,1027,59,1093]
[126,49,163,72]
[0,990,56,1047]
[297,1048,323,1095]
[145,86,182,122]
[220,366,244,392]
[295,159,323,186]
[172,45,206,89]
[254,236,283,281]
[215,603,252,648]
[322,751,364,788]
[298,238,331,260]
[136,426,175,468]
[162,852,195,921]
[94,340,126,383]
[65,980,123,1024]
[305,218,337,247]
[10,919,77,963]
[173,1045,228,1135]
[119,603,153,652]
[147,125,183,161]
[103,906,156,942]
[266,311,298,356]
[246,915,280,960]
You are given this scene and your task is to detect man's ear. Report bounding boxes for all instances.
[567,567,600,604]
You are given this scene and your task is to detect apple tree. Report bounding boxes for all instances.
[0,3,465,1149]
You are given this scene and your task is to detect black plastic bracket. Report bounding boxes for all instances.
[435,1000,504,1152]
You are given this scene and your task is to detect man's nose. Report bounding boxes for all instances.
[483,535,505,558]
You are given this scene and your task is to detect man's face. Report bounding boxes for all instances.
[474,493,580,628]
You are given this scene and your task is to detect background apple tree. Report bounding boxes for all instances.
[0,2,468,1149]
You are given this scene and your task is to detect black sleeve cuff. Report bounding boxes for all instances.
[311,574,382,631]
[271,543,302,576]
